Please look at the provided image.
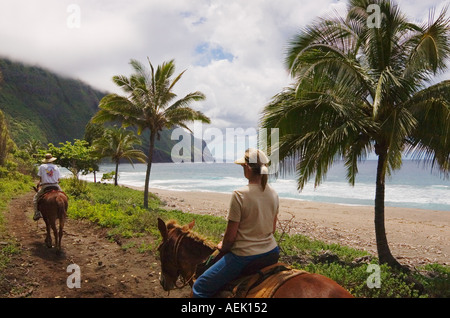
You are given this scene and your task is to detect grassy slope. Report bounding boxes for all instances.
[0,58,105,145]
[0,58,213,162]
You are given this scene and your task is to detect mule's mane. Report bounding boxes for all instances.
[166,220,216,250]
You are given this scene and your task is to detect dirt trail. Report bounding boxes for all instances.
[1,192,190,298]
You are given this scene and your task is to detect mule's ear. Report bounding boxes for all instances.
[157,218,168,241]
[188,219,195,230]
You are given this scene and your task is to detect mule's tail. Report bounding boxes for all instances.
[55,195,68,220]
[56,195,67,251]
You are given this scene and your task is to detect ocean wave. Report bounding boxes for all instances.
[61,162,450,211]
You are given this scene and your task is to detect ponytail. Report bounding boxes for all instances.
[243,148,270,191]
[261,174,268,190]
[260,165,269,190]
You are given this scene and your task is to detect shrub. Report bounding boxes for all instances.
[61,177,91,200]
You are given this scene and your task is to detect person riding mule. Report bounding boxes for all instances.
[157,149,354,298]
[191,148,280,298]
[32,154,68,251]
[157,218,354,298]
[33,153,62,221]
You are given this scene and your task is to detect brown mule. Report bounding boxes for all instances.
[157,218,353,298]
[34,186,68,252]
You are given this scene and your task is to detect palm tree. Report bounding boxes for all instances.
[93,127,147,186]
[22,138,44,159]
[92,58,210,207]
[261,0,450,268]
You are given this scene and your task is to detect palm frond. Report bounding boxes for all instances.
[167,92,206,111]
[403,80,450,174]
[403,6,450,86]
[92,127,147,166]
[129,59,149,82]
[112,75,134,94]
[165,106,210,129]
[92,58,209,138]
[261,74,377,189]
[93,94,144,126]
[168,69,187,92]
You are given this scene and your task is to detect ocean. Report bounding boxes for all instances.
[65,160,450,212]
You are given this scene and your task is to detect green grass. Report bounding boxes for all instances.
[0,174,33,277]
[61,179,227,241]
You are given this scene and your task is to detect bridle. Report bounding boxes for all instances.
[159,229,196,290]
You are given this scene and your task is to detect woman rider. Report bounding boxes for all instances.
[192,148,279,298]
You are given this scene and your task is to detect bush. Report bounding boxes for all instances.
[101,171,115,182]
[65,182,159,235]
[61,177,91,200]
[301,262,422,298]
[414,264,450,298]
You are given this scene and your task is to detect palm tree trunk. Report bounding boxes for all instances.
[144,131,156,209]
[114,160,119,186]
[374,146,402,269]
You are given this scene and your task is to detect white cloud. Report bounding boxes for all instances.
[0,0,448,132]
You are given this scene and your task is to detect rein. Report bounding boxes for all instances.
[160,225,217,293]
[167,230,196,290]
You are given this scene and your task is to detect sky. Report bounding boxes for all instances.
[0,0,449,160]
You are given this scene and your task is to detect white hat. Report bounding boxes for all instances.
[42,153,57,163]
[234,148,270,165]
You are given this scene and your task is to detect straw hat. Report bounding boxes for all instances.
[42,153,57,163]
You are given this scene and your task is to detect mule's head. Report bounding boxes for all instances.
[157,218,195,291]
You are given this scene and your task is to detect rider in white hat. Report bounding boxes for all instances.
[33,154,62,220]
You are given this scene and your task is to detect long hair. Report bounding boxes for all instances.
[247,162,269,190]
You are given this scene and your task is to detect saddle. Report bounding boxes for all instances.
[42,186,61,193]
[223,263,305,298]
[196,251,305,298]
[38,187,67,202]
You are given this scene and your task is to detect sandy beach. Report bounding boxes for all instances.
[146,187,449,266]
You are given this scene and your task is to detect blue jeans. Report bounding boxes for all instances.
[192,246,279,298]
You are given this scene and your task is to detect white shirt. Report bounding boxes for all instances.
[38,163,60,184]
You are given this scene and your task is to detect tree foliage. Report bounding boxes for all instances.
[261,0,450,267]
[0,110,14,167]
[92,58,210,208]
[92,127,147,185]
[41,139,99,179]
